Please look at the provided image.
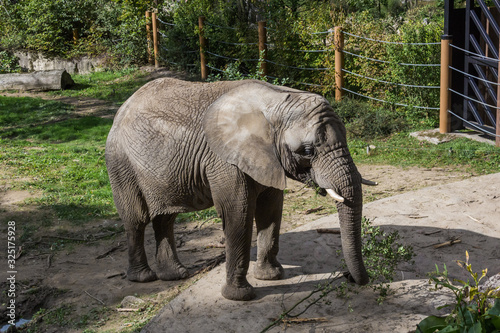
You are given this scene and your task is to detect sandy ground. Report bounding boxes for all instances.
[0,164,480,332]
[142,173,500,333]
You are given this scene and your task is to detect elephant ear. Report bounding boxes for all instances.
[203,84,286,190]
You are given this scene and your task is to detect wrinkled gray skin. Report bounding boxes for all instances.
[105,78,369,301]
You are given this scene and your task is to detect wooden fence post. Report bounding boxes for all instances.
[146,11,153,65]
[152,11,159,68]
[440,35,452,134]
[258,21,268,78]
[199,16,208,81]
[334,27,344,101]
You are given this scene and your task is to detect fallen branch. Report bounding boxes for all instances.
[46,254,52,269]
[41,231,120,243]
[15,246,23,259]
[260,273,343,333]
[433,239,461,249]
[316,228,340,234]
[96,243,125,259]
[106,272,126,279]
[190,253,226,276]
[281,317,327,324]
[85,290,105,305]
[116,308,142,312]
[305,206,324,214]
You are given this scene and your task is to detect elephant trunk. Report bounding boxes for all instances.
[335,174,369,285]
[318,157,369,285]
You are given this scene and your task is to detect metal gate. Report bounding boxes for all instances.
[460,0,499,137]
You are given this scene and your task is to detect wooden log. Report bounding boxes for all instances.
[0,69,74,91]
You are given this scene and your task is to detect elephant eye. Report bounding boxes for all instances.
[302,145,314,158]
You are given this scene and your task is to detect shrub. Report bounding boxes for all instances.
[0,50,20,74]
[0,0,152,65]
[417,252,500,333]
[331,98,407,139]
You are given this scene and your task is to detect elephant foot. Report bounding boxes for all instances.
[254,262,284,280]
[156,263,189,281]
[221,281,256,301]
[127,266,158,282]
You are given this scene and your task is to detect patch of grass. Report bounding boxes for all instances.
[176,208,221,224]
[48,68,149,104]
[0,96,73,130]
[0,95,115,222]
[350,132,500,175]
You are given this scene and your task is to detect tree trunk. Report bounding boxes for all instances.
[0,70,74,91]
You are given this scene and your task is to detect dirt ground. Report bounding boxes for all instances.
[0,70,490,332]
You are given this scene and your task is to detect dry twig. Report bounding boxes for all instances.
[85,290,105,305]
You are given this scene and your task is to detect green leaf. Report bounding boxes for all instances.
[437,325,461,333]
[416,316,447,333]
[467,322,483,333]
[488,299,500,317]
[488,315,500,330]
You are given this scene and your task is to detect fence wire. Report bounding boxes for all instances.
[343,49,440,67]
[450,43,499,63]
[447,109,500,138]
[343,87,440,110]
[342,69,440,89]
[343,31,441,45]
[449,66,500,86]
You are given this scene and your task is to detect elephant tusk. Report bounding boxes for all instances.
[326,188,345,203]
[361,178,378,186]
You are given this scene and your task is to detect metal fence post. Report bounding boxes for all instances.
[146,11,153,65]
[199,16,208,81]
[258,21,268,78]
[334,27,344,101]
[152,11,159,68]
[496,44,500,147]
[440,35,452,134]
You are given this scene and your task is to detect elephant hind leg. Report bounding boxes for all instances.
[126,221,158,282]
[109,165,157,282]
[153,214,188,281]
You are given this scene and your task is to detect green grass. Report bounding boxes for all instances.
[0,95,115,222]
[350,132,500,175]
[48,67,149,104]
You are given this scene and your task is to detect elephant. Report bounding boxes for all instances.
[105,78,375,301]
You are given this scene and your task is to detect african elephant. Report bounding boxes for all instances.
[105,78,373,301]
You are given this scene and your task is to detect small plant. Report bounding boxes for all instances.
[361,217,415,303]
[261,217,415,332]
[416,252,500,333]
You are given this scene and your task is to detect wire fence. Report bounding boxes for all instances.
[148,13,498,142]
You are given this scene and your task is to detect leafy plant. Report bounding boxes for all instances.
[360,217,415,303]
[261,217,415,332]
[417,252,500,333]
[0,50,20,73]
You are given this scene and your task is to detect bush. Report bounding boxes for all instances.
[0,0,152,65]
[0,50,20,74]
[417,252,500,333]
[331,98,407,139]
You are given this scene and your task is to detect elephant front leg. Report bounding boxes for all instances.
[152,214,188,281]
[254,188,284,280]
[220,209,255,301]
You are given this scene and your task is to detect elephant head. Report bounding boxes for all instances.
[204,80,370,285]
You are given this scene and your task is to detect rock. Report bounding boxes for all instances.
[120,295,146,309]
